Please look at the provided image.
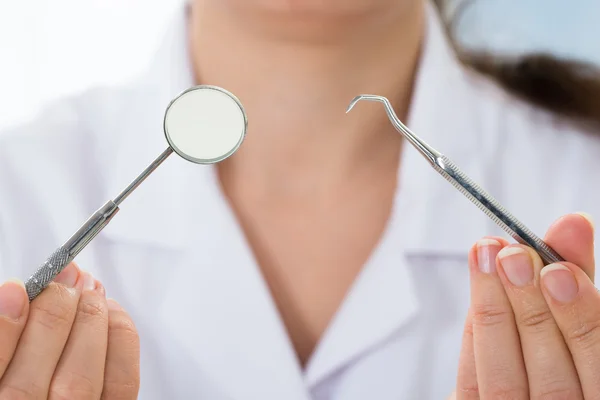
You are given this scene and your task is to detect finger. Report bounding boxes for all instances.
[101,299,140,400]
[541,262,600,398]
[50,273,109,400]
[0,280,29,378]
[470,238,529,399]
[496,245,582,399]
[0,263,82,399]
[455,309,479,400]
[457,236,510,400]
[544,213,595,281]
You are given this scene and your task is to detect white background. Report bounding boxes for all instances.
[0,0,598,130]
[0,0,184,129]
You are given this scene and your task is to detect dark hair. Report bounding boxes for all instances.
[433,0,600,132]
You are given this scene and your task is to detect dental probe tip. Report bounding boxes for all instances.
[346,94,390,113]
[346,96,363,113]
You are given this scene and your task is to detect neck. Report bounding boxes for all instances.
[189,1,425,194]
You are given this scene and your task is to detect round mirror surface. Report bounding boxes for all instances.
[164,85,247,164]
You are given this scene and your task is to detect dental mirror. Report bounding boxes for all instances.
[164,85,247,164]
[24,84,248,301]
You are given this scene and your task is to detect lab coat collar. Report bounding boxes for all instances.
[394,2,488,257]
[304,1,488,386]
[100,1,489,397]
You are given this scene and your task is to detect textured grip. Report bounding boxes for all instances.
[25,247,70,301]
[435,155,564,265]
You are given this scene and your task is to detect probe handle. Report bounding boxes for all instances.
[433,155,564,265]
[25,201,119,301]
[25,246,71,301]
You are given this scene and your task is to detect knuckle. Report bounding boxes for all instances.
[0,383,38,400]
[77,297,108,323]
[31,293,75,330]
[470,303,513,328]
[50,371,99,400]
[533,387,580,400]
[463,310,475,336]
[109,313,139,340]
[102,379,140,400]
[486,387,528,400]
[516,308,555,331]
[45,283,74,303]
[456,385,479,398]
[463,321,474,336]
[565,319,600,346]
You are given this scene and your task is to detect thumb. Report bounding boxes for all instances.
[446,390,456,400]
[544,212,595,281]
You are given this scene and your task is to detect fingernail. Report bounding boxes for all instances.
[541,264,579,303]
[476,239,502,273]
[498,247,534,287]
[576,212,595,233]
[0,279,27,320]
[107,298,122,311]
[82,272,96,292]
[54,263,79,288]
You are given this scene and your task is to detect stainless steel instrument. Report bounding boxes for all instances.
[25,85,248,301]
[347,94,565,265]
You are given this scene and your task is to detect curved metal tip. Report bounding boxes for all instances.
[345,93,441,164]
[345,94,392,113]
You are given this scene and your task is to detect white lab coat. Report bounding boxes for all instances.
[1,3,599,400]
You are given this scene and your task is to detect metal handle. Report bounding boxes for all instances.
[345,94,565,265]
[25,246,71,301]
[433,155,565,265]
[25,201,119,302]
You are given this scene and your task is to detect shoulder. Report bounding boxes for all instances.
[0,84,136,170]
[0,84,139,206]
[0,82,146,278]
[457,67,600,180]
[460,69,600,255]
[462,67,600,154]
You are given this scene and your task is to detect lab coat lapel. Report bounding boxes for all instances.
[304,208,421,386]
[101,8,312,400]
[100,1,494,396]
[305,2,489,387]
[158,170,311,400]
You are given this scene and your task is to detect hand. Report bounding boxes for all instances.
[0,263,140,399]
[455,212,598,399]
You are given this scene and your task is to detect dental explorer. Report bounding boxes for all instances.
[346,94,565,265]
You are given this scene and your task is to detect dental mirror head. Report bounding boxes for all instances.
[164,85,248,164]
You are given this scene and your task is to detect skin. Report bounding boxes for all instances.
[191,0,424,365]
[0,265,140,399]
[454,213,598,399]
[0,0,596,397]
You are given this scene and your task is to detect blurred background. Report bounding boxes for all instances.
[0,0,599,131]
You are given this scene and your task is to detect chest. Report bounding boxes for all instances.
[227,178,397,365]
[79,238,471,400]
